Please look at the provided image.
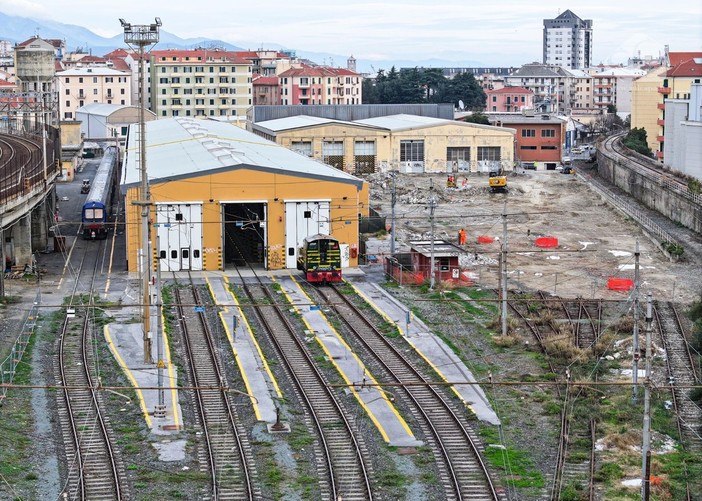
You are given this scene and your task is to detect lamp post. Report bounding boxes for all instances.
[120,17,161,364]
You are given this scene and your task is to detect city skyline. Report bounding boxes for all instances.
[0,0,700,68]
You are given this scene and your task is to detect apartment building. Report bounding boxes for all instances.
[252,75,279,105]
[632,52,702,161]
[56,67,131,120]
[504,63,565,113]
[485,87,534,112]
[278,64,362,105]
[663,83,702,180]
[149,49,252,119]
[487,112,566,169]
[543,10,593,70]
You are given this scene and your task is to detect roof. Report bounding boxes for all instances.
[486,113,566,125]
[56,67,129,76]
[121,118,365,189]
[409,240,463,258]
[667,53,702,77]
[76,103,138,117]
[254,115,379,134]
[278,64,360,78]
[486,86,532,95]
[252,75,279,86]
[509,64,562,78]
[150,49,249,64]
[668,52,702,66]
[355,114,511,133]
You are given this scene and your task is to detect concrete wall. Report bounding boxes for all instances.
[597,142,702,234]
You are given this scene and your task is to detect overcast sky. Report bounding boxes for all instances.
[2,0,700,67]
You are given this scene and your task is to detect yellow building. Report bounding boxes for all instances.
[631,52,702,161]
[121,118,369,273]
[252,114,516,174]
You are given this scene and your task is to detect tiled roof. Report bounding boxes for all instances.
[150,49,249,64]
[253,76,278,86]
[510,64,562,78]
[668,52,702,66]
[487,86,532,94]
[667,53,702,77]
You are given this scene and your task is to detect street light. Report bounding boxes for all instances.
[120,18,161,364]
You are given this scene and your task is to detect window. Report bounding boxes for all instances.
[520,146,538,150]
[323,140,344,169]
[93,89,98,95]
[541,129,556,137]
[447,147,470,171]
[291,141,312,157]
[477,147,501,160]
[400,140,424,162]
[521,129,536,137]
[354,141,376,174]
[65,77,70,83]
[540,145,557,150]
[65,100,70,107]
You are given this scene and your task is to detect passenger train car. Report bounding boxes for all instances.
[81,146,120,239]
[297,233,342,283]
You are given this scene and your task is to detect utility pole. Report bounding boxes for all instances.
[501,207,508,337]
[390,172,397,255]
[121,17,161,364]
[429,196,437,289]
[641,292,653,501]
[633,240,640,403]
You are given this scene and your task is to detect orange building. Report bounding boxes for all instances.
[487,112,566,169]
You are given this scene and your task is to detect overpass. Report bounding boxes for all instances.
[0,127,60,280]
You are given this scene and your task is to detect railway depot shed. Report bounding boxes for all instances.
[121,117,369,273]
[252,114,516,175]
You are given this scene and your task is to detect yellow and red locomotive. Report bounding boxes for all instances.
[297,234,342,283]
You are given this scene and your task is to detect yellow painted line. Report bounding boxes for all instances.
[280,273,415,443]
[103,325,153,428]
[161,308,180,430]
[351,280,471,408]
[347,281,404,336]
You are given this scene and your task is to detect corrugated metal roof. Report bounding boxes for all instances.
[356,113,511,133]
[121,117,364,189]
[254,115,382,134]
[77,103,132,117]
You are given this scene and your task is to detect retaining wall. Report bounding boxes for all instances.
[597,143,702,234]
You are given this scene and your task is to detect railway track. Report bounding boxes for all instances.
[236,275,374,500]
[653,301,701,451]
[312,283,502,500]
[56,237,128,500]
[561,298,602,354]
[173,279,259,500]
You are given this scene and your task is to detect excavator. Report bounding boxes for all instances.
[488,167,507,192]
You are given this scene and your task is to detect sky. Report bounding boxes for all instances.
[1,0,701,68]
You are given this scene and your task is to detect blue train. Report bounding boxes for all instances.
[81,146,120,239]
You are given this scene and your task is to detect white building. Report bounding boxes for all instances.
[543,10,593,70]
[56,67,131,120]
[76,103,156,141]
[663,83,702,180]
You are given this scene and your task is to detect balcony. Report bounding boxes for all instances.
[657,102,666,110]
[656,135,665,143]
[657,118,665,126]
[656,151,664,159]
[657,86,671,94]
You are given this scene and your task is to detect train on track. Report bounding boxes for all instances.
[81,146,120,239]
[297,233,343,283]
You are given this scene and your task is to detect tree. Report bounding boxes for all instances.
[461,112,490,125]
[622,127,653,157]
[441,72,486,110]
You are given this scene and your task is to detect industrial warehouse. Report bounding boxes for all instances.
[120,118,369,273]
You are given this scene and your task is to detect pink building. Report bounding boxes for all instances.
[278,64,362,105]
[486,86,534,112]
[252,75,279,105]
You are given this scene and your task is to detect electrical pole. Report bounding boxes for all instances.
[121,17,161,364]
[429,196,437,290]
[390,172,397,255]
[154,233,166,418]
[633,239,640,403]
[501,207,508,337]
[641,292,653,501]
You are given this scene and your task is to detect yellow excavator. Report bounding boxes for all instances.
[488,167,507,192]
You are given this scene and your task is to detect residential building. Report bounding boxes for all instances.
[234,49,292,76]
[56,67,131,120]
[543,10,593,70]
[278,64,362,105]
[487,112,566,169]
[663,83,702,179]
[0,40,13,69]
[485,87,534,112]
[631,51,702,161]
[149,49,252,118]
[252,75,279,105]
[252,113,515,175]
[504,63,564,113]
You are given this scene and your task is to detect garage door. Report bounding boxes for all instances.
[155,203,203,271]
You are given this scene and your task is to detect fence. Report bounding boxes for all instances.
[0,291,41,404]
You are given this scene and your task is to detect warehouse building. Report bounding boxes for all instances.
[121,118,369,273]
[252,113,516,174]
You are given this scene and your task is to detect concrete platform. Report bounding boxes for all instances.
[275,274,422,447]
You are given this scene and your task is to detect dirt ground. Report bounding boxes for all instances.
[365,165,702,306]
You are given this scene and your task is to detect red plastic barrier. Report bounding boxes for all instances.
[607,277,634,291]
[478,235,494,244]
[535,236,559,248]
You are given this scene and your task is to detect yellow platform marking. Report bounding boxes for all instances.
[348,281,473,411]
[206,274,283,422]
[278,273,415,443]
[161,309,181,430]
[103,325,152,429]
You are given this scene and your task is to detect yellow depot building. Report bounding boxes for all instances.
[121,118,369,273]
[251,114,516,175]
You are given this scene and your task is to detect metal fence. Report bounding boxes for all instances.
[0,291,41,404]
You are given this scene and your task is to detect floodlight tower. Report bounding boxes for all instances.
[121,17,161,365]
